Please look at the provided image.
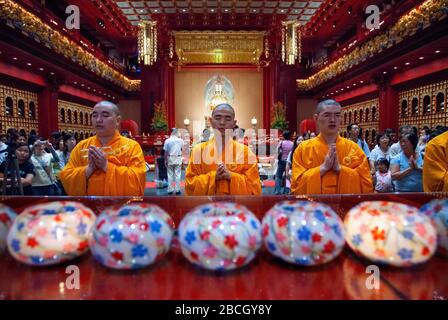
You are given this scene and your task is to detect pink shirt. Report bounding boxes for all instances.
[279,140,293,161]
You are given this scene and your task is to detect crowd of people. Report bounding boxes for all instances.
[1,99,447,197]
[274,122,447,195]
[0,129,77,195]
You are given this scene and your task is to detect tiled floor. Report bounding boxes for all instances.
[144,170,282,196]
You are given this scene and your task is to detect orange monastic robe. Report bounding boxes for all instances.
[60,131,146,196]
[423,131,448,192]
[185,138,261,196]
[291,134,373,194]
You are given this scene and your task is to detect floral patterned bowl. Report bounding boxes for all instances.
[262,201,345,265]
[7,201,96,266]
[89,203,174,270]
[419,199,448,256]
[0,204,17,253]
[345,201,437,267]
[178,202,262,271]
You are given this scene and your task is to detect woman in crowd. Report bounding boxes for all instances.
[285,134,305,194]
[0,143,35,195]
[369,132,392,175]
[30,137,61,195]
[390,132,424,192]
[57,134,76,169]
[274,131,293,195]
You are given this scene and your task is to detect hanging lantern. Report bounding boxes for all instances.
[281,20,301,65]
[138,21,157,65]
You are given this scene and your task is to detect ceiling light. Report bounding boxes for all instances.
[383,71,387,74]
[435,50,440,53]
[12,57,18,60]
[81,83,85,86]
[332,23,336,28]
[353,83,356,86]
[393,66,398,70]
[360,80,364,83]
[346,86,350,88]
[341,88,344,91]
[210,9,214,12]
[405,62,410,65]
[39,67,44,71]
[182,9,186,12]
[419,56,424,60]
[50,72,54,75]
[27,62,32,66]
[224,9,229,12]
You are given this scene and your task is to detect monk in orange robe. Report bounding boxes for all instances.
[423,130,448,192]
[60,101,146,196]
[291,99,373,194]
[185,104,261,196]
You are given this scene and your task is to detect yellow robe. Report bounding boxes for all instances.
[185,138,261,196]
[291,134,373,194]
[423,131,448,192]
[60,131,146,196]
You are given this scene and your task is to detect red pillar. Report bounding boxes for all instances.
[140,64,162,134]
[162,62,175,128]
[278,64,299,132]
[378,82,399,132]
[38,85,59,138]
[263,65,273,131]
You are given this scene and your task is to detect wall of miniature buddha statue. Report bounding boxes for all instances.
[0,84,39,135]
[174,69,263,131]
[339,98,380,147]
[398,79,447,131]
[58,100,95,140]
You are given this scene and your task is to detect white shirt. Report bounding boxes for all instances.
[31,152,56,186]
[369,145,391,163]
[375,171,393,193]
[0,142,7,165]
[389,142,401,157]
[163,135,183,157]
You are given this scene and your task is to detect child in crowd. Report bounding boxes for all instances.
[373,158,394,193]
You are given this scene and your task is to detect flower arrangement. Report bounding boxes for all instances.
[151,101,168,132]
[271,101,289,130]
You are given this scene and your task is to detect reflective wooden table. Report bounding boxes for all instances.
[1,193,447,300]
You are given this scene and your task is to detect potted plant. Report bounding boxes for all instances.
[151,101,168,134]
[271,101,289,131]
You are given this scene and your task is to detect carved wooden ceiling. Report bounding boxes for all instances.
[113,0,324,30]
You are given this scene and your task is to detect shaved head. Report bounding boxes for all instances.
[315,99,341,114]
[212,103,235,118]
[94,101,120,116]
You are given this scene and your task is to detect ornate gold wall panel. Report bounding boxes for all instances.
[340,98,380,145]
[0,84,39,135]
[398,79,447,130]
[58,100,95,139]
[173,31,265,65]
